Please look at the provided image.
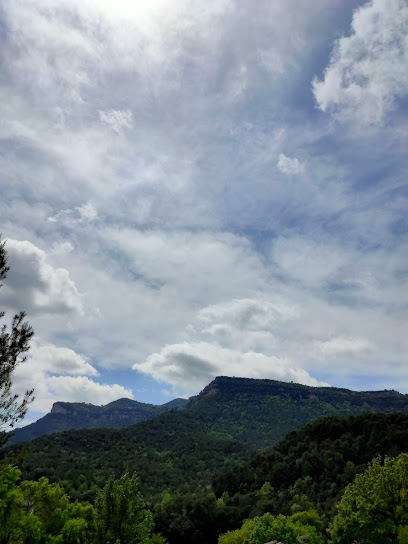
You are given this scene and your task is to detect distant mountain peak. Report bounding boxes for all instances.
[9,396,189,444]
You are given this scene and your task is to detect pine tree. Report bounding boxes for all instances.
[0,237,34,446]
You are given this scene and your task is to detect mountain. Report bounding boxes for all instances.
[8,397,189,444]
[185,376,408,447]
[3,376,408,504]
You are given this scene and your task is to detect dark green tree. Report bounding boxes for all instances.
[0,237,34,446]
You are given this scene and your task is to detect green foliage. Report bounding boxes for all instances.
[0,463,97,543]
[329,453,408,544]
[0,463,25,542]
[95,472,154,544]
[0,465,165,544]
[218,518,256,544]
[219,510,324,544]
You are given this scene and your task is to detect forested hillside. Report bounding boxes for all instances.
[212,411,408,518]
[154,412,408,544]
[8,397,188,444]
[3,377,408,506]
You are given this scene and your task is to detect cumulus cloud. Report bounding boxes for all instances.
[2,239,82,315]
[313,0,408,124]
[134,342,329,396]
[277,153,303,174]
[28,341,98,376]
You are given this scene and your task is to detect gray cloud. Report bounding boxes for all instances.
[2,240,82,315]
[134,342,328,396]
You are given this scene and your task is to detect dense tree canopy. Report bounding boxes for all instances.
[0,465,166,544]
[0,463,97,543]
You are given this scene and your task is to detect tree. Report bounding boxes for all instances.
[219,510,324,544]
[329,454,408,544]
[95,473,161,544]
[0,237,34,446]
[0,464,97,543]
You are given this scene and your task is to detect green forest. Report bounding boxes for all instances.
[2,413,408,543]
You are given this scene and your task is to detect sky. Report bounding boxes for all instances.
[1,0,407,424]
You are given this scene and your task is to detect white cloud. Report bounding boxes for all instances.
[50,242,75,257]
[28,341,98,376]
[11,341,132,414]
[134,341,328,396]
[47,210,73,224]
[313,0,408,124]
[277,153,303,174]
[103,227,266,302]
[46,376,133,407]
[47,203,97,225]
[76,202,98,222]
[2,240,82,315]
[196,298,297,351]
[313,336,376,358]
[198,298,296,331]
[99,110,133,133]
[272,236,348,288]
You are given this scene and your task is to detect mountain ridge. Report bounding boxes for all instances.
[8,396,189,444]
[4,376,408,504]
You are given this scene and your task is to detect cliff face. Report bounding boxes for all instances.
[192,375,407,407]
[50,402,68,415]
